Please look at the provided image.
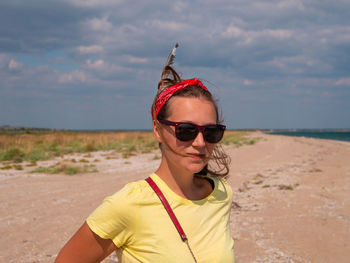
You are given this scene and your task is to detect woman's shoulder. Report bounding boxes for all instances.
[204,175,230,188]
[88,177,155,221]
[86,178,153,242]
[207,176,233,201]
[106,177,155,204]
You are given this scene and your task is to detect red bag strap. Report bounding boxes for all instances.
[145,177,198,263]
[145,177,187,241]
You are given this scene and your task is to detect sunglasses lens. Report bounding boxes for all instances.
[175,123,225,143]
[176,123,198,141]
[203,125,225,143]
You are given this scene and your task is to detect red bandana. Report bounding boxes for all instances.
[153,78,209,119]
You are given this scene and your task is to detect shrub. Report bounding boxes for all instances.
[222,132,259,147]
[85,143,96,152]
[13,164,23,170]
[0,165,12,170]
[0,148,24,162]
[27,150,48,161]
[31,167,60,174]
[66,166,79,175]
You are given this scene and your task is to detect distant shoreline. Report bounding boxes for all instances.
[266,130,350,143]
[0,126,153,133]
[1,125,349,133]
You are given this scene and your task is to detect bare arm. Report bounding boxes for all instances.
[55,221,117,263]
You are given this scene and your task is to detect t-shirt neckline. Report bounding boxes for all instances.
[149,173,218,205]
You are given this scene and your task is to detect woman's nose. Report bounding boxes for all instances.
[192,131,206,147]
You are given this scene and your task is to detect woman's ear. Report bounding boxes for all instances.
[153,120,162,143]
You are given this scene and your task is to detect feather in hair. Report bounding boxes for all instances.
[165,42,179,68]
[158,43,181,92]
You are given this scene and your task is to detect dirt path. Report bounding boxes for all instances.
[228,133,350,262]
[1,133,349,262]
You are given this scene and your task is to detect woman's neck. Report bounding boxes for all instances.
[155,158,211,200]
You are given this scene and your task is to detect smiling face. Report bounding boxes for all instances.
[154,96,218,175]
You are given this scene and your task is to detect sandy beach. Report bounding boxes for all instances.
[1,132,349,263]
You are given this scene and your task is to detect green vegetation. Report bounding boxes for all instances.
[0,131,158,163]
[30,163,97,175]
[13,164,23,170]
[66,166,80,175]
[0,165,13,170]
[153,154,161,160]
[31,166,61,174]
[26,161,37,167]
[278,183,300,190]
[221,131,259,147]
[0,130,259,165]
[0,148,25,163]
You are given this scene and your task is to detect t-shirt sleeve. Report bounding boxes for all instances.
[211,176,233,204]
[86,182,140,248]
[224,178,233,202]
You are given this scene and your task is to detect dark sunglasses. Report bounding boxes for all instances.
[159,119,226,143]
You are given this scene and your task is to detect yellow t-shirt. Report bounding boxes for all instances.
[87,173,234,263]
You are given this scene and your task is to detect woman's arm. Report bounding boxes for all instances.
[55,221,117,263]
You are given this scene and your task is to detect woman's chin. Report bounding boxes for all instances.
[186,163,206,174]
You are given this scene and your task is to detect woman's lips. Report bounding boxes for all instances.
[188,153,206,159]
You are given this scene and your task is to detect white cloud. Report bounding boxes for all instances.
[277,0,305,11]
[264,29,293,39]
[59,70,87,83]
[83,59,135,80]
[319,26,350,44]
[66,0,123,7]
[0,55,23,71]
[86,59,104,70]
[222,26,243,38]
[150,20,186,32]
[0,54,10,68]
[128,56,148,64]
[243,79,254,86]
[76,45,103,55]
[173,1,189,12]
[7,58,23,71]
[221,26,293,46]
[335,78,350,86]
[269,56,320,73]
[84,16,113,31]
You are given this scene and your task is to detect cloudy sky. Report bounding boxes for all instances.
[0,0,349,130]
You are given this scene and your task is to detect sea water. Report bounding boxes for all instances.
[266,130,350,142]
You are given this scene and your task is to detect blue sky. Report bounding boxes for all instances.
[0,0,349,130]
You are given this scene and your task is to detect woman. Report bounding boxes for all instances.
[55,44,234,263]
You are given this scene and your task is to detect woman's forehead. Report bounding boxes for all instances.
[167,97,217,122]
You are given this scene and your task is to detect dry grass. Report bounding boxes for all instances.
[0,130,256,163]
[0,131,157,163]
[222,131,260,147]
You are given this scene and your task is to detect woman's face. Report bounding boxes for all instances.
[154,96,218,175]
